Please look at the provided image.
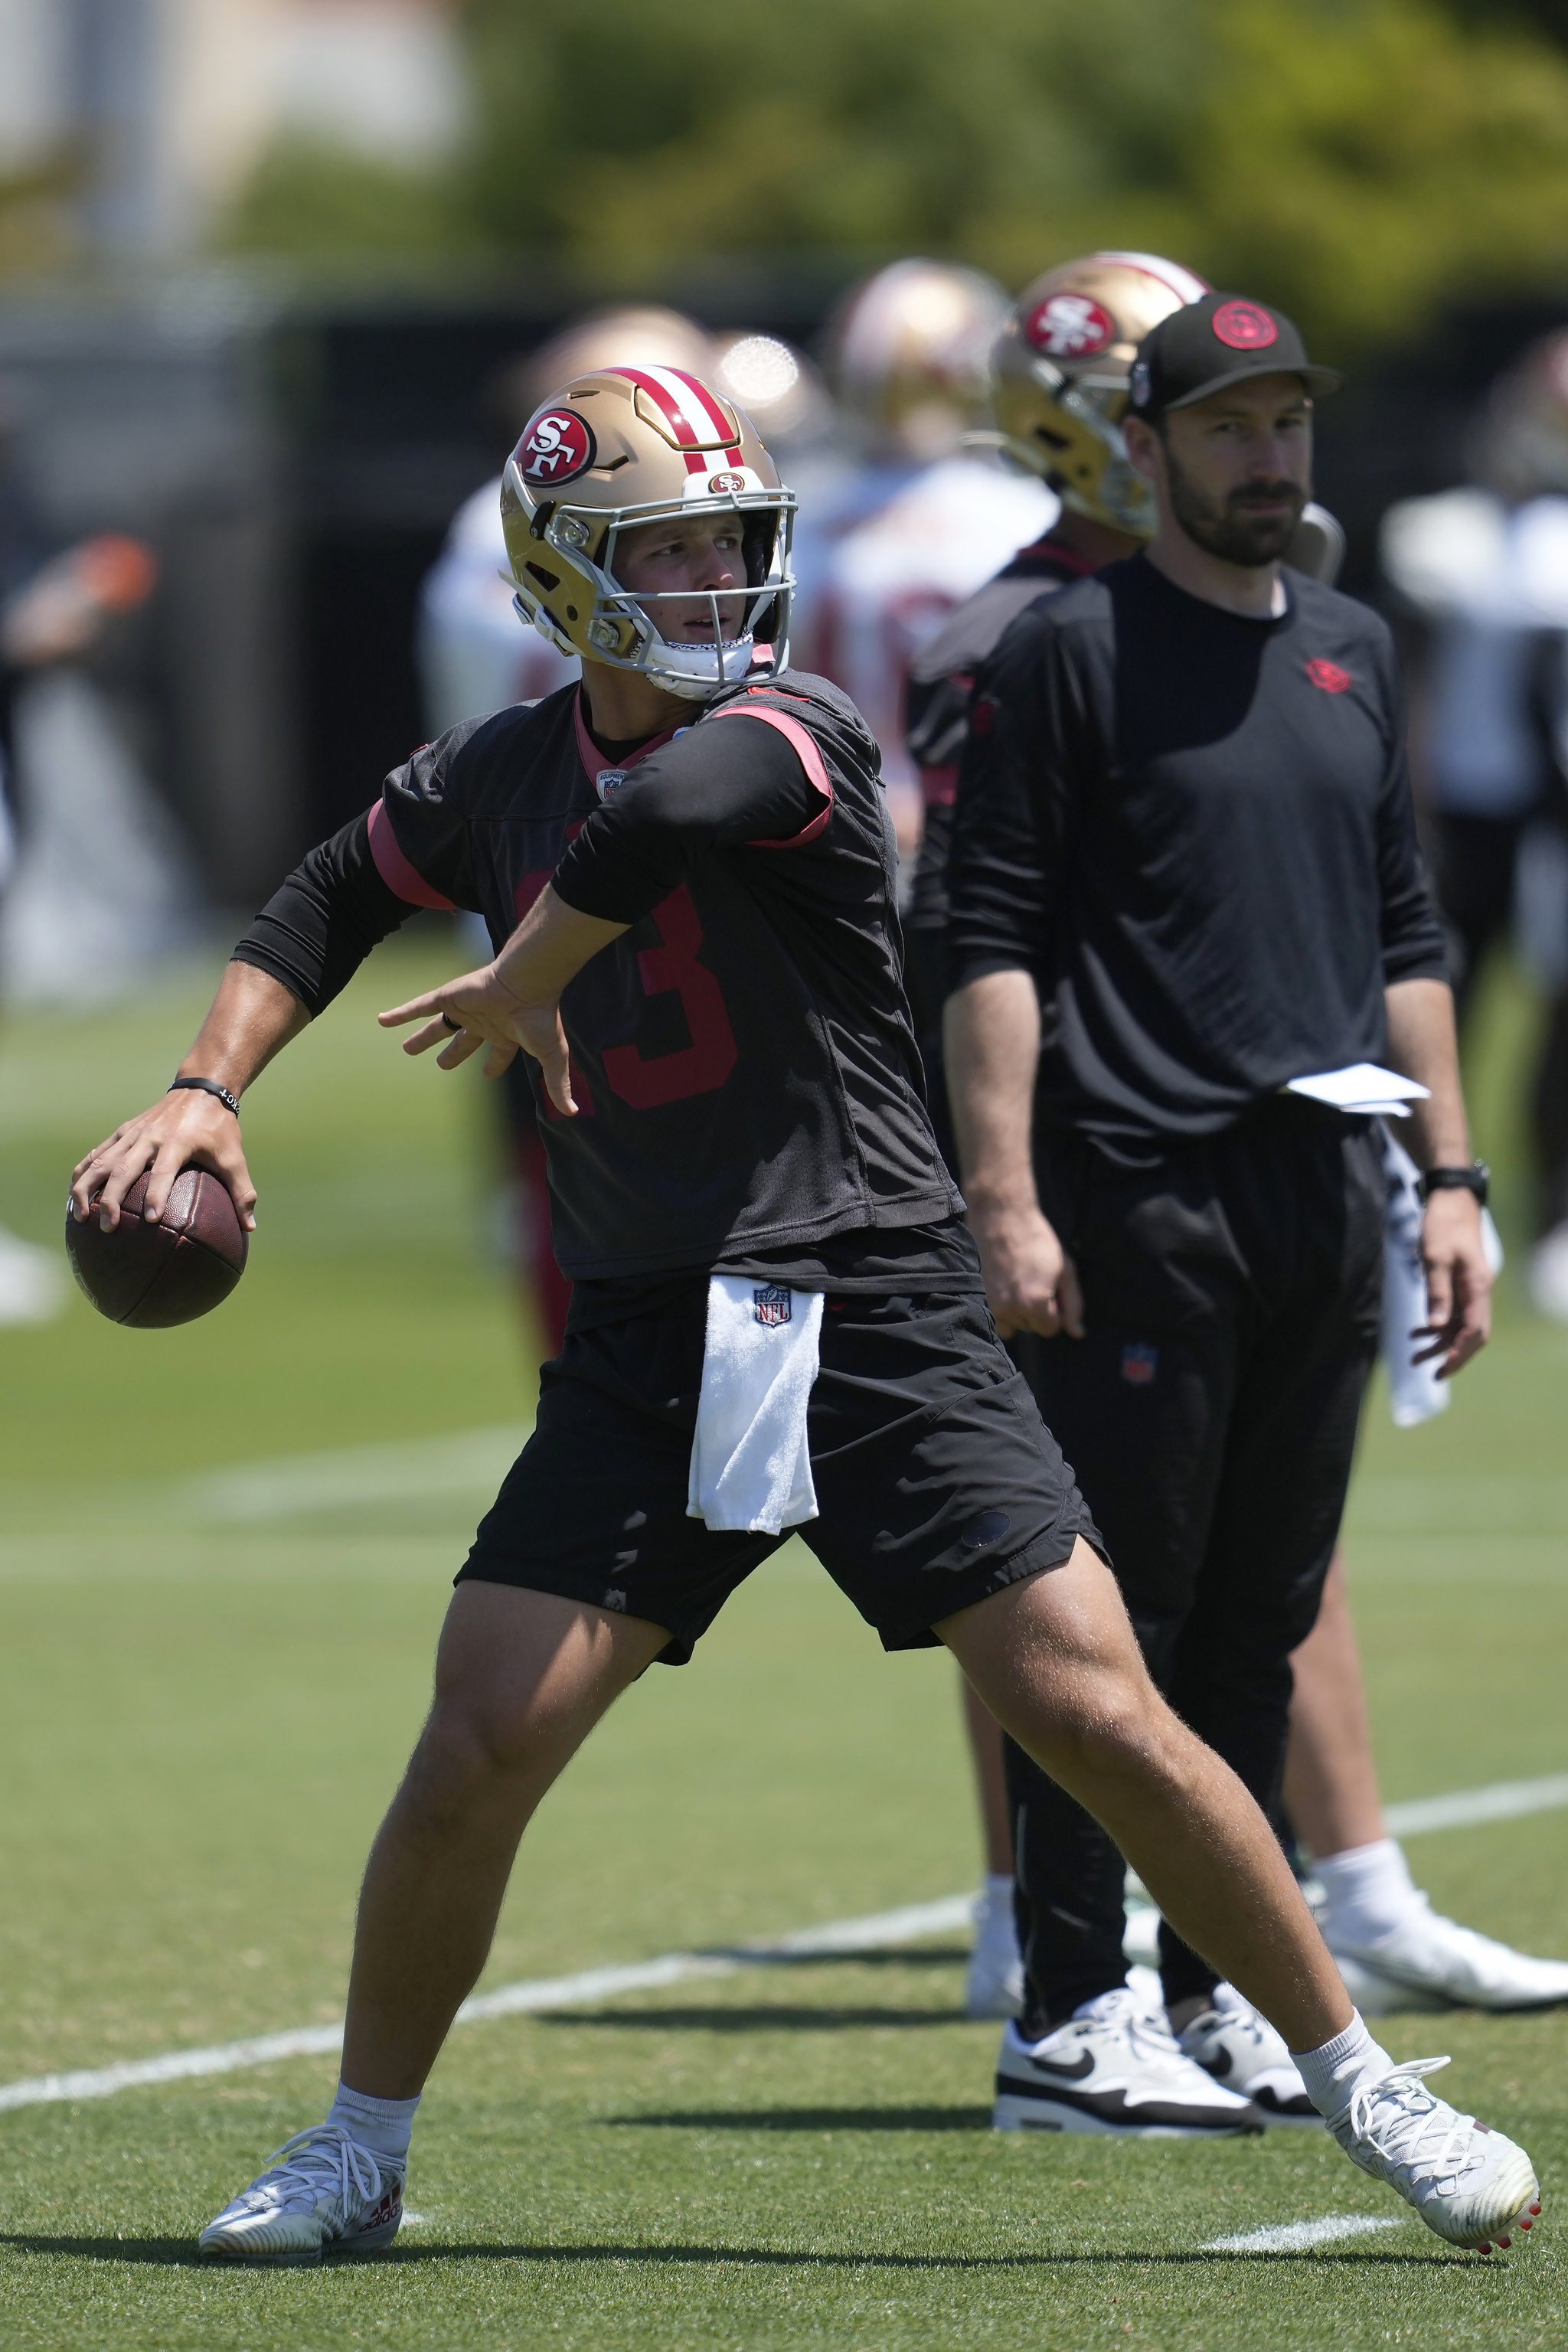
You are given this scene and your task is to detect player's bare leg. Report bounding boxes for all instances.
[344,1583,668,2097]
[1283,1547,1383,1856]
[939,1540,1348,2051]
[1287,1547,1568,2014]
[940,1544,1541,2248]
[199,1585,665,2263]
[959,1675,1023,2017]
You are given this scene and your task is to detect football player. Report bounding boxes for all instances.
[912,255,1568,2051]
[796,258,1054,861]
[1381,332,1568,1324]
[75,362,1538,2261]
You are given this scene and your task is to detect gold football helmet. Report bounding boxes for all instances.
[501,366,795,701]
[1477,329,1568,499]
[990,251,1210,535]
[826,259,1012,463]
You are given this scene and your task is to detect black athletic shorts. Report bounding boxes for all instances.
[458,1284,1101,1664]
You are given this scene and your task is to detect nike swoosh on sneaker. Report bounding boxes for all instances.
[1015,2050,1096,2081]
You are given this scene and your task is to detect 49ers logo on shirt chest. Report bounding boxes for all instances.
[1027,292,1116,358]
[518,405,597,485]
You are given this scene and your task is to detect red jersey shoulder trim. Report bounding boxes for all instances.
[707,699,834,849]
[367,798,456,911]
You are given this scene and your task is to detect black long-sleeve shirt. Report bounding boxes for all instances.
[234,673,963,1284]
[946,554,1449,1165]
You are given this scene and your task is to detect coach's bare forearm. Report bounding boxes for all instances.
[1384,975,1470,1171]
[943,969,1043,1213]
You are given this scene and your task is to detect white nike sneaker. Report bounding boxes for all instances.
[1328,1894,1568,2013]
[198,2125,403,2265]
[1331,2056,1542,2253]
[965,1880,1024,2020]
[1178,1982,1319,2125]
[994,1987,1266,2136]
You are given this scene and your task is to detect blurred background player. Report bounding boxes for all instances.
[1382,331,1568,1322]
[796,259,1054,865]
[420,306,837,1360]
[0,399,160,1321]
[910,255,1568,2028]
[788,258,1054,1998]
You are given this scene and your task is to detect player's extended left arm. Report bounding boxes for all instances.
[1384,974,1491,1377]
[379,886,627,1116]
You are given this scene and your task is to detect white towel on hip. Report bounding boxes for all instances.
[686,1277,824,1534]
[1378,1123,1504,1427]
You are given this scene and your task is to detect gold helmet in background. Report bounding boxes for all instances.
[501,366,795,701]
[826,258,1012,464]
[1476,329,1568,500]
[991,251,1210,535]
[492,305,716,434]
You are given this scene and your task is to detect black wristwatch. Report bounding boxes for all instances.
[168,1076,241,1119]
[1416,1161,1489,1207]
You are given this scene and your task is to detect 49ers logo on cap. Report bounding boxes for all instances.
[1027,292,1116,359]
[518,405,596,485]
[1212,301,1279,352]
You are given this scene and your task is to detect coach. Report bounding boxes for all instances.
[943,294,1493,2095]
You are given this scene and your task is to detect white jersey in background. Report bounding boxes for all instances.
[418,475,580,738]
[797,453,1056,837]
[1382,486,1568,818]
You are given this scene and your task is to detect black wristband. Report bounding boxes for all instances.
[168,1076,241,1119]
[1416,1161,1489,1206]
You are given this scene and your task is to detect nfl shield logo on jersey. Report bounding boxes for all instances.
[596,769,627,803]
[753,1285,792,1327]
[1121,1341,1158,1386]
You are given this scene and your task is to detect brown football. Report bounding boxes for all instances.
[65,1166,248,1328]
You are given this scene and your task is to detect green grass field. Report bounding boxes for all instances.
[2,933,1566,2349]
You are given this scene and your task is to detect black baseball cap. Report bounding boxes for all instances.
[1129,293,1341,418]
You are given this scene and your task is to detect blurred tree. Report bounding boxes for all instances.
[220,0,1568,359]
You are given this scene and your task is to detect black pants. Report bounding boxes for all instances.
[1004,1098,1384,2027]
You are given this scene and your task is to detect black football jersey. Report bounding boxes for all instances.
[372,671,960,1281]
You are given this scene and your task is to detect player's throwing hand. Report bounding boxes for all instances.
[379,963,577,1107]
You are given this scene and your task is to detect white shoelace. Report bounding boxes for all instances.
[245,2125,390,2215]
[1089,1991,1184,2066]
[1348,2058,1478,2190]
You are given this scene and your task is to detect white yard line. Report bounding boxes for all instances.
[183,1427,528,1523]
[1383,1773,1568,1838]
[0,1896,973,2115]
[1202,2214,1407,2254]
[4,1768,1568,2118]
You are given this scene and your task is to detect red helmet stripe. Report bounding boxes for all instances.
[1088,250,1210,304]
[609,364,738,452]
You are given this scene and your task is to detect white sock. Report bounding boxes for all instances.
[327,2080,420,2165]
[1291,2011,1393,2120]
[977,1874,1016,1936]
[1314,1838,1418,1948]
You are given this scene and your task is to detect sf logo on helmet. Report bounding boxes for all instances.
[1027,293,1116,359]
[518,407,597,485]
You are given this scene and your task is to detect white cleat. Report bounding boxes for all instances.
[1331,2056,1542,2253]
[965,1881,1024,2020]
[0,1224,65,1326]
[994,1987,1266,2137]
[198,2125,403,2265]
[1527,1221,1568,1323]
[1178,1983,1319,2125]
[1328,1896,1568,2013]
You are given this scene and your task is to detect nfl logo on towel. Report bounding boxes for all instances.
[753,1285,792,1327]
[1121,1341,1158,1385]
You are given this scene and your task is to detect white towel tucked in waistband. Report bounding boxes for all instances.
[686,1277,824,1534]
